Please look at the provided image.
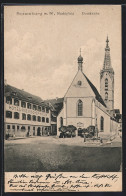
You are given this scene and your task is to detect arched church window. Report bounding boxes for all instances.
[100,116,104,132]
[60,117,63,127]
[105,78,108,90]
[105,92,108,100]
[77,100,83,116]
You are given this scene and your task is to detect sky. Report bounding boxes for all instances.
[4,5,122,112]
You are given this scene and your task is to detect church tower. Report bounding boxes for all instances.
[78,49,83,72]
[100,37,114,114]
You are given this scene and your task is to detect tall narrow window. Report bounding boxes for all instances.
[14,99,19,106]
[14,112,19,119]
[46,118,49,123]
[100,116,104,131]
[33,105,37,110]
[105,92,108,100]
[27,114,31,121]
[32,115,36,121]
[77,100,83,116]
[105,78,108,90]
[37,116,41,122]
[22,113,26,120]
[60,117,63,127]
[6,97,12,104]
[42,117,45,122]
[38,106,41,111]
[21,101,26,108]
[27,103,31,109]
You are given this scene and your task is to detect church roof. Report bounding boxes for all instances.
[83,73,107,107]
[4,84,48,107]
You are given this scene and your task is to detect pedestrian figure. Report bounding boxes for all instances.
[84,133,86,142]
[100,138,103,143]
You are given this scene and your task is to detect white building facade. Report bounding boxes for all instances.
[4,84,52,138]
[56,38,118,136]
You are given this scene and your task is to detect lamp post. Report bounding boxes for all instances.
[95,115,98,139]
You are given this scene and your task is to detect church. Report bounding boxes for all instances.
[46,37,119,136]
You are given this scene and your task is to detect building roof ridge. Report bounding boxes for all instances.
[82,72,106,108]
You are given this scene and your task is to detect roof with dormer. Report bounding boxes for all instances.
[4,84,49,107]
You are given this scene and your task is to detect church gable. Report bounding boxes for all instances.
[65,70,95,98]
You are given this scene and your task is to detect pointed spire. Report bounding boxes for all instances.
[106,36,109,48]
[102,37,114,72]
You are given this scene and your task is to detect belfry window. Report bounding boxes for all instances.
[77,100,83,116]
[100,116,104,132]
[105,78,108,90]
[105,92,108,100]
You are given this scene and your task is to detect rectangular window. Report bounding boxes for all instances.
[33,127,35,130]
[27,103,31,109]
[6,97,12,104]
[14,112,19,119]
[12,125,15,129]
[33,105,37,110]
[6,111,12,118]
[27,114,31,121]
[46,118,49,123]
[33,115,36,121]
[37,116,41,122]
[17,125,19,130]
[42,106,45,112]
[38,106,41,111]
[7,125,10,129]
[21,101,26,108]
[42,117,45,122]
[22,113,26,120]
[14,99,19,106]
[46,107,49,113]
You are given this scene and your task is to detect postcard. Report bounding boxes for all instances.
[4,5,122,192]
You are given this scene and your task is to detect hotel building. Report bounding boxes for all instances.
[4,82,56,137]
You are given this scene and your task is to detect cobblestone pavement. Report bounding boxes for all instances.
[5,134,122,147]
[4,135,122,172]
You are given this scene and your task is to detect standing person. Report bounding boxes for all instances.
[84,133,86,142]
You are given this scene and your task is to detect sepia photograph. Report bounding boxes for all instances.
[3,5,122,192]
